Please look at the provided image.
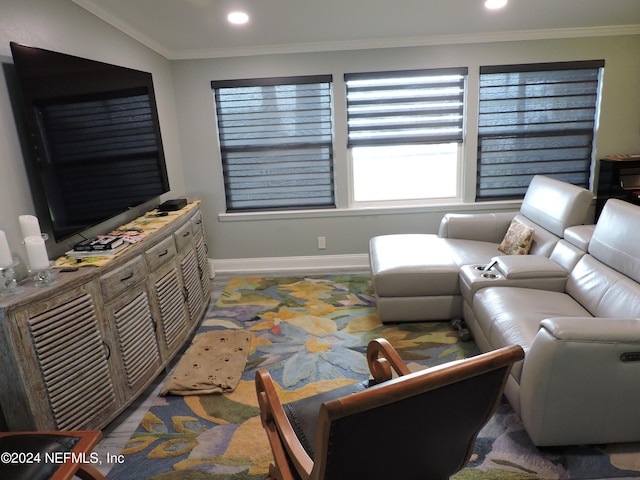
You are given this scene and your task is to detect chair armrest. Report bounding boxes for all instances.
[366,338,411,382]
[438,212,515,242]
[255,370,313,479]
[520,317,640,446]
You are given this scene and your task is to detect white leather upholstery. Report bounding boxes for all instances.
[521,317,640,446]
[589,199,640,283]
[369,176,592,322]
[519,175,593,237]
[466,198,640,446]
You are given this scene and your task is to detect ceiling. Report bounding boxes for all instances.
[72,0,640,60]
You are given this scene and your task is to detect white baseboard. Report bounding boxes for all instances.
[210,253,369,275]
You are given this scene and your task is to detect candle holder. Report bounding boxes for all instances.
[0,258,24,297]
[29,263,57,287]
[21,233,49,244]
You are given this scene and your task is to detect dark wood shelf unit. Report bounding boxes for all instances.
[596,157,640,220]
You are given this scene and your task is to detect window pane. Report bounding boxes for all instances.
[346,68,466,204]
[477,62,603,200]
[212,77,335,212]
[351,144,459,202]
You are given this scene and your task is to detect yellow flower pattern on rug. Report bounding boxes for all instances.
[107,276,640,480]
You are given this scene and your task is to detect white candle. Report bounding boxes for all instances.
[19,215,42,239]
[0,230,12,267]
[25,235,50,270]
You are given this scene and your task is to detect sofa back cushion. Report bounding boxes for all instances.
[513,214,559,257]
[519,176,592,237]
[567,255,640,318]
[589,199,640,284]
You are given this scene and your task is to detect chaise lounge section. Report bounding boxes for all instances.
[369,176,593,323]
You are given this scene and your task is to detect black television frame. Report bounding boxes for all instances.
[9,42,170,243]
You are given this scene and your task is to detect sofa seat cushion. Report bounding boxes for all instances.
[472,287,592,381]
[370,234,501,297]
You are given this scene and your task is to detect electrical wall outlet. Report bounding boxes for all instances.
[317,236,326,250]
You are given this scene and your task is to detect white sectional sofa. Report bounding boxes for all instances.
[463,198,640,446]
[369,176,593,322]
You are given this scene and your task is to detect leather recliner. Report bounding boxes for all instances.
[463,198,640,446]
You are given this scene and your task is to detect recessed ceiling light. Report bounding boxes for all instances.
[485,0,507,9]
[228,11,249,25]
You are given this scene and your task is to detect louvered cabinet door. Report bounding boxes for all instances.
[179,248,205,323]
[20,286,118,430]
[150,264,189,358]
[107,287,162,395]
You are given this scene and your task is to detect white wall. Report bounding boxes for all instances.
[0,0,184,273]
[173,35,640,262]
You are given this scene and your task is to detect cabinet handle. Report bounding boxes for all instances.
[182,231,191,238]
[158,250,169,257]
[102,342,111,360]
[120,273,134,282]
[182,286,189,301]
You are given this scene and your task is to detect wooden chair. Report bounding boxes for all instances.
[256,339,524,480]
[0,430,105,480]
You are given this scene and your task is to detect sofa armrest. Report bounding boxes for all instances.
[519,316,640,446]
[538,316,640,343]
[494,256,568,280]
[438,212,515,242]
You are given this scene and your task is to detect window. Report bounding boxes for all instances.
[345,68,467,204]
[212,76,334,212]
[477,61,604,200]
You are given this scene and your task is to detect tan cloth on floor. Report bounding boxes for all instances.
[160,330,251,396]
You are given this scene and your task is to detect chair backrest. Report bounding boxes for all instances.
[520,175,592,237]
[311,345,524,480]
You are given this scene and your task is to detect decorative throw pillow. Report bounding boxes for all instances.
[498,219,535,255]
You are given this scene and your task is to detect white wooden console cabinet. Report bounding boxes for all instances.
[0,202,211,431]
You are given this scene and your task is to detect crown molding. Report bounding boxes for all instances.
[72,0,640,61]
[169,24,640,60]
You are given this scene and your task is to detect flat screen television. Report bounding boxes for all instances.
[9,42,170,242]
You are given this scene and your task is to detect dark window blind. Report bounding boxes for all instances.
[477,61,604,200]
[212,76,335,212]
[345,68,467,147]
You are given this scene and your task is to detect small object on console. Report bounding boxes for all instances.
[484,259,499,271]
[158,198,187,212]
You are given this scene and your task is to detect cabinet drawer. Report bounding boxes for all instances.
[145,236,177,272]
[174,222,194,252]
[191,210,204,238]
[100,257,146,302]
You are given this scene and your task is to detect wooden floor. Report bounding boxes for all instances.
[94,269,367,476]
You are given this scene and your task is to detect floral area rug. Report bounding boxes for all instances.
[106,275,640,480]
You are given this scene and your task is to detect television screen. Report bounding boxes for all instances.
[9,42,170,242]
